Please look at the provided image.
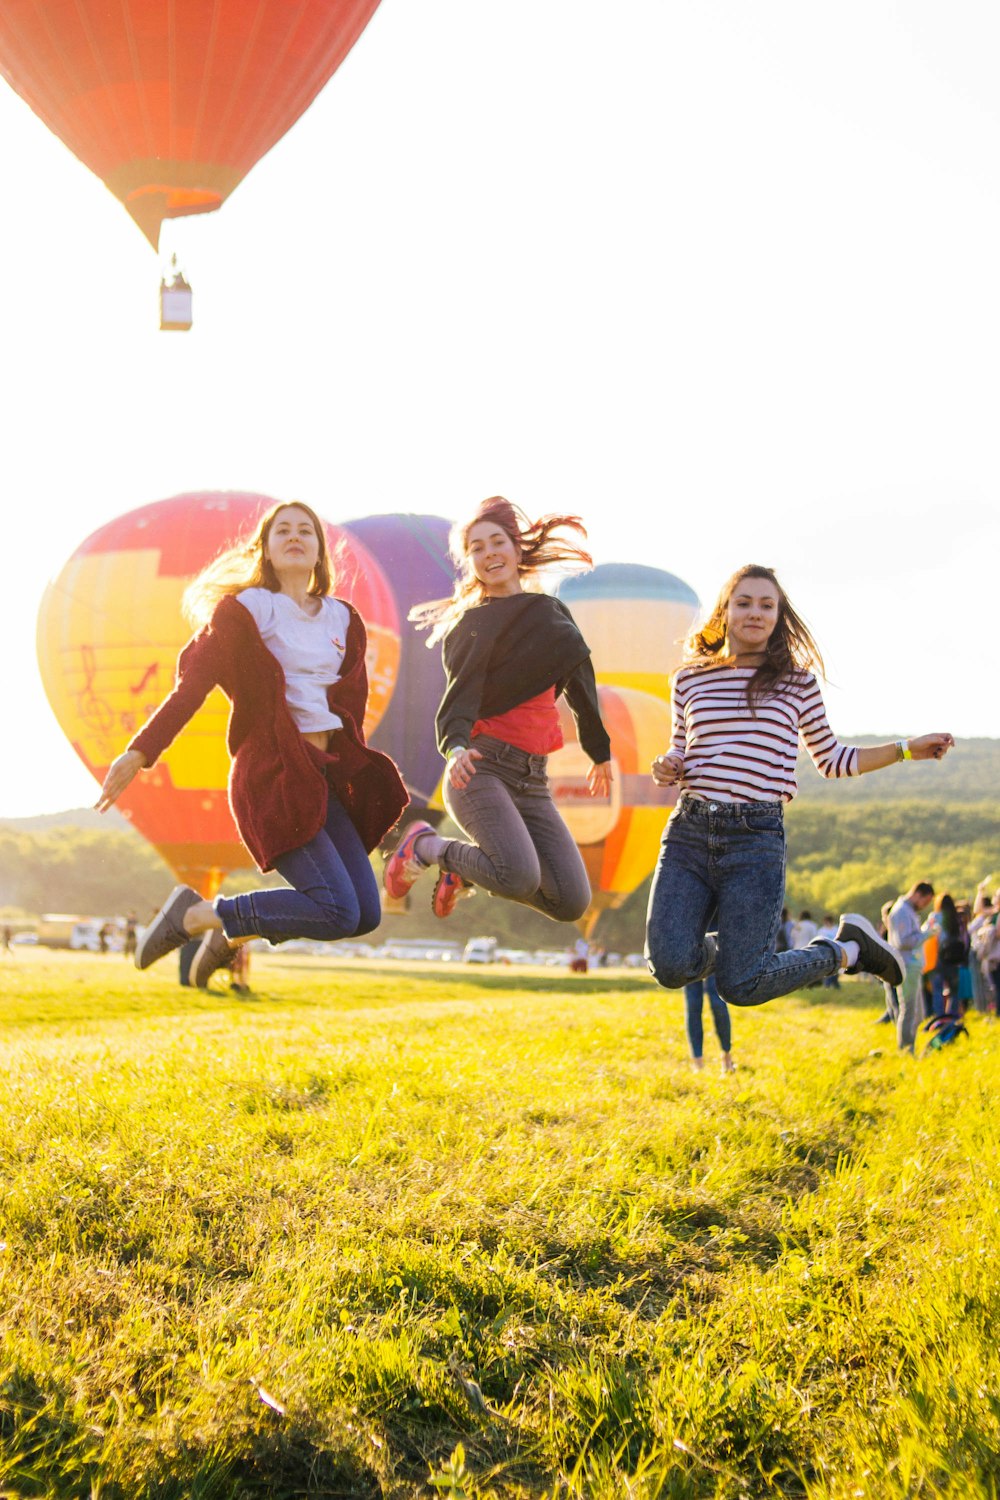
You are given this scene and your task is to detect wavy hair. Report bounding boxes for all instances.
[410,496,594,644]
[182,501,333,628]
[681,564,825,711]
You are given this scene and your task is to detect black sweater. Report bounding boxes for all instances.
[436,592,612,764]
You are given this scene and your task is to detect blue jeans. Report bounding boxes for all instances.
[931,964,960,1016]
[645,795,839,1005]
[684,976,732,1058]
[216,793,381,943]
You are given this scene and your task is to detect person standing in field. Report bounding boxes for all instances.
[684,976,735,1074]
[924,891,967,1016]
[383,497,613,922]
[644,564,954,1011]
[887,882,935,1050]
[95,501,407,986]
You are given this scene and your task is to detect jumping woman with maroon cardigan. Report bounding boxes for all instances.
[383,497,612,922]
[96,501,407,986]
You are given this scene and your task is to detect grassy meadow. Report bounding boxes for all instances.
[1,949,998,1499]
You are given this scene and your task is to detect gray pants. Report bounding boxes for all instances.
[441,735,591,922]
[897,960,925,1052]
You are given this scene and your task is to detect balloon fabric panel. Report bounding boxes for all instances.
[37,491,400,895]
[343,514,453,809]
[0,0,383,246]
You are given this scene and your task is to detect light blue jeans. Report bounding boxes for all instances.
[645,795,840,1005]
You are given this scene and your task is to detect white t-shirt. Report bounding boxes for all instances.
[237,588,350,733]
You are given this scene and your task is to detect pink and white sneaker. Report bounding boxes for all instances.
[432,870,475,919]
[383,820,434,900]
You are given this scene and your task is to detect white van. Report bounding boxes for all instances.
[463,936,497,964]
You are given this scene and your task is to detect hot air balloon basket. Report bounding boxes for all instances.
[160,263,193,331]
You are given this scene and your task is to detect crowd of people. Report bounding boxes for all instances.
[878,880,999,1052]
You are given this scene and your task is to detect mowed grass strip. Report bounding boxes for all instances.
[1,949,998,1499]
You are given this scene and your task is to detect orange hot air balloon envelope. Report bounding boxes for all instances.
[36,492,400,897]
[549,684,676,936]
[0,0,382,248]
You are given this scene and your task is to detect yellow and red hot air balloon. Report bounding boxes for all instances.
[0,0,382,248]
[37,492,399,897]
[554,563,702,933]
[548,684,676,937]
[557,563,700,698]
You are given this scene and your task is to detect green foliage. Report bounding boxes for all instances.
[0,826,173,919]
[2,950,1000,1497]
[4,737,999,941]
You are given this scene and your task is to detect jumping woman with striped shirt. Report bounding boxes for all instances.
[645,565,954,1006]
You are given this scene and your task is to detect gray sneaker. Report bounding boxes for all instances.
[834,913,905,987]
[135,886,201,970]
[191,928,235,989]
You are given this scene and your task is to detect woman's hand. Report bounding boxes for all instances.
[446,746,482,791]
[907,733,955,761]
[587,761,613,797]
[95,749,146,813]
[651,752,683,787]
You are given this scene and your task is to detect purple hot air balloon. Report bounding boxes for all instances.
[342,513,454,810]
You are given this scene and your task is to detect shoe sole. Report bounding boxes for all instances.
[192,931,233,989]
[432,875,473,919]
[135,885,200,970]
[840,913,905,988]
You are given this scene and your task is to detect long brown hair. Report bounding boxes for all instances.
[682,564,825,710]
[410,496,594,644]
[182,501,334,628]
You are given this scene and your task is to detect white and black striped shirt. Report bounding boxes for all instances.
[668,664,859,803]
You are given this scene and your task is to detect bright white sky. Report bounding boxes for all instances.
[1,0,997,818]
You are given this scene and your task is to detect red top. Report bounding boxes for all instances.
[472,687,564,755]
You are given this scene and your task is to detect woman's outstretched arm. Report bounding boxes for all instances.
[94,631,221,812]
[854,733,954,773]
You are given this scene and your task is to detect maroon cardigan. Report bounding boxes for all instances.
[128,593,408,870]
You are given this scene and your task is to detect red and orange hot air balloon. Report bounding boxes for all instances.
[0,0,382,248]
[37,492,399,897]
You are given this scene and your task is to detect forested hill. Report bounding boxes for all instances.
[794,736,998,804]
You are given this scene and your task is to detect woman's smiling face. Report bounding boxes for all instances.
[725,576,779,656]
[466,520,522,596]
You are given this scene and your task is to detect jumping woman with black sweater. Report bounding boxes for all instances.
[383,497,612,921]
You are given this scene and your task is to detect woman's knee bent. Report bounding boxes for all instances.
[714,965,764,1007]
[645,934,705,991]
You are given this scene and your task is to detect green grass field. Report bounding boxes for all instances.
[1,949,998,1499]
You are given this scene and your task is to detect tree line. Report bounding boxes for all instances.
[3,796,997,955]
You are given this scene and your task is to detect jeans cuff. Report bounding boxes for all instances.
[215,894,251,941]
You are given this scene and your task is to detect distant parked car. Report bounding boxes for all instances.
[463,937,497,964]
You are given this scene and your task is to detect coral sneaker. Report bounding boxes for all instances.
[383,819,434,900]
[432,870,475,919]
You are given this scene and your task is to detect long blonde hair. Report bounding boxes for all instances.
[182,501,334,628]
[682,564,825,710]
[409,496,594,645]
